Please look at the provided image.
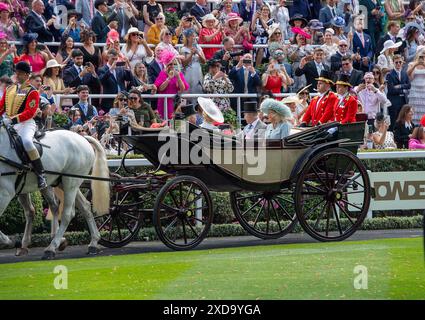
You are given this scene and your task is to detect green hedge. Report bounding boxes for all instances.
[21,216,424,248]
[0,192,46,234]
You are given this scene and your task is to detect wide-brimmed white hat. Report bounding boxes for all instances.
[267,23,282,38]
[124,27,143,41]
[42,59,64,76]
[197,97,224,123]
[380,39,402,54]
[202,13,219,27]
[281,95,301,105]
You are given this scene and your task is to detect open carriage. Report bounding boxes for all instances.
[95,121,372,250]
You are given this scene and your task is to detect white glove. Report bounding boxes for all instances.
[2,116,12,126]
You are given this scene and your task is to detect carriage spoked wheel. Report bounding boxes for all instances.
[295,148,371,242]
[230,188,297,239]
[95,186,147,248]
[153,176,213,251]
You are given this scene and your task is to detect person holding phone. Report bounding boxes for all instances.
[372,112,397,149]
[229,53,261,100]
[0,2,24,41]
[203,59,234,110]
[98,48,134,112]
[262,60,292,99]
[143,0,163,33]
[154,49,189,120]
[0,32,16,77]
[295,47,330,93]
[176,13,202,43]
[122,27,153,69]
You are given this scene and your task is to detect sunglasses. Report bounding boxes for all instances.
[165,32,172,36]
[342,62,350,66]
[339,44,348,47]
[119,98,128,101]
[156,17,164,20]
[130,33,139,36]
[129,97,138,100]
[373,71,380,74]
[395,61,403,64]
[274,32,282,35]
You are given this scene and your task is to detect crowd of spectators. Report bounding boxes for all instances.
[2,0,425,153]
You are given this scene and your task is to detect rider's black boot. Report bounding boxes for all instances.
[31,158,48,189]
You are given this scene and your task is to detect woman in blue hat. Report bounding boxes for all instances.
[16,33,54,74]
[260,98,293,139]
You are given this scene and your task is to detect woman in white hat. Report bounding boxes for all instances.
[199,13,224,60]
[122,27,153,69]
[42,59,74,96]
[281,95,302,126]
[377,39,402,71]
[197,97,224,132]
[261,98,293,139]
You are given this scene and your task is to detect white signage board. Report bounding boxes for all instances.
[369,171,425,210]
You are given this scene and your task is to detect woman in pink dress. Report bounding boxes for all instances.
[15,33,53,74]
[154,49,189,120]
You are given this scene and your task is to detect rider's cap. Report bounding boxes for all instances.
[15,61,31,74]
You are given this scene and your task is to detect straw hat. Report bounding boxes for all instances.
[281,95,301,105]
[315,70,334,85]
[202,13,219,27]
[267,23,281,39]
[335,74,352,87]
[41,59,64,76]
[260,98,292,119]
[297,84,312,95]
[124,27,143,41]
[226,12,243,26]
[197,97,224,123]
[380,39,402,54]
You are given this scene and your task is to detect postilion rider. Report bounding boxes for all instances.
[0,61,47,189]
[299,70,338,127]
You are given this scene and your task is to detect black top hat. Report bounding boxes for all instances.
[289,14,308,28]
[15,61,31,73]
[315,70,334,85]
[180,104,197,118]
[94,0,107,9]
[242,101,258,113]
[335,74,352,87]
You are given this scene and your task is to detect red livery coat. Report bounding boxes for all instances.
[334,94,358,124]
[301,91,338,126]
[0,83,40,123]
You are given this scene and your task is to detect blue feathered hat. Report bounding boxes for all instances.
[260,98,292,119]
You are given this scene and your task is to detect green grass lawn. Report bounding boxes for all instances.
[0,237,424,300]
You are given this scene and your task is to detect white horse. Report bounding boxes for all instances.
[0,122,110,259]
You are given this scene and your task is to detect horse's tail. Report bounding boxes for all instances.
[85,136,110,216]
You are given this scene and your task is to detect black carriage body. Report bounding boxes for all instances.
[121,121,366,192]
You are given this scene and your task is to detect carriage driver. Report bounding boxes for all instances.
[0,61,47,189]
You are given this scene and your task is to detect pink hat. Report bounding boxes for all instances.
[0,3,10,12]
[291,27,311,39]
[159,49,177,66]
[226,13,243,25]
[106,29,120,45]
[0,32,7,40]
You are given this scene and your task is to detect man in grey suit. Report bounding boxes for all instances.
[75,0,95,27]
[242,101,267,139]
[319,0,343,28]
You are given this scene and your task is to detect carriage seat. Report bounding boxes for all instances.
[6,126,44,165]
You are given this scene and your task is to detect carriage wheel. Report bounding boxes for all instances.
[230,188,297,239]
[95,187,146,248]
[295,148,371,242]
[153,176,213,250]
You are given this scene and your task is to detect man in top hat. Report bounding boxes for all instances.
[295,47,330,93]
[300,70,338,126]
[179,104,197,125]
[0,61,47,188]
[241,101,267,139]
[334,74,358,123]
